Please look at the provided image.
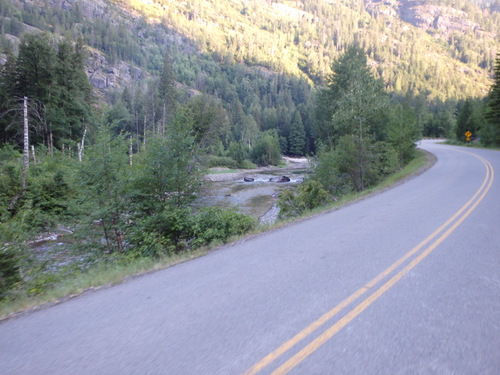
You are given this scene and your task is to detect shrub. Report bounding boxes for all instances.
[227,141,246,167]
[278,180,329,219]
[130,207,194,256]
[0,145,22,221]
[251,131,281,166]
[192,207,257,247]
[240,159,257,169]
[206,155,239,169]
[313,150,353,196]
[374,142,399,176]
[0,246,21,300]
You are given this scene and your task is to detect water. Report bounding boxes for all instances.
[197,167,309,225]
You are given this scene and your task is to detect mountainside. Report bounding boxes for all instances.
[0,0,499,101]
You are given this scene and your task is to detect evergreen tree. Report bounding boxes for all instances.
[158,52,177,135]
[288,110,306,156]
[78,126,129,253]
[315,45,396,191]
[0,34,93,149]
[261,107,278,131]
[107,100,132,133]
[315,44,383,147]
[485,55,500,146]
[0,49,18,144]
[14,34,55,104]
[187,94,227,151]
[387,104,421,167]
[251,130,281,166]
[132,107,202,213]
[51,38,94,147]
[455,99,474,142]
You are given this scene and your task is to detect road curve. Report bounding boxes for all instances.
[1,140,499,374]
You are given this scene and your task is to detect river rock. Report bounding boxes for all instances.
[244,177,254,182]
[269,176,290,183]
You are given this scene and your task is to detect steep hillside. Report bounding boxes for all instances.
[107,0,498,99]
[0,0,498,100]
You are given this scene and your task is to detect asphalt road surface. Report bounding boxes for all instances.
[1,140,499,374]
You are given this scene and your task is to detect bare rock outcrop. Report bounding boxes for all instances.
[397,0,479,37]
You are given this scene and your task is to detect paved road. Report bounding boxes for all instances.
[1,141,499,374]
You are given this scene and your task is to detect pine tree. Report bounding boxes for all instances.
[315,45,393,191]
[14,34,55,104]
[52,38,94,147]
[158,52,177,135]
[456,99,473,142]
[485,55,500,146]
[288,110,306,156]
[315,44,378,147]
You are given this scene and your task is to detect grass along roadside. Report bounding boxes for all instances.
[0,149,433,321]
[0,247,213,321]
[259,148,435,230]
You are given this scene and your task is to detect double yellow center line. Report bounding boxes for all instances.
[243,150,494,375]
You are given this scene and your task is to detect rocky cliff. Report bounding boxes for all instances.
[365,0,488,38]
[397,0,479,36]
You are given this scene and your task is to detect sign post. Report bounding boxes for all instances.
[465,131,472,143]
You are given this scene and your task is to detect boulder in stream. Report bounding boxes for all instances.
[269,176,290,183]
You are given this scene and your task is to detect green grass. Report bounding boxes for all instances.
[443,139,500,151]
[0,149,433,321]
[258,148,434,230]
[0,248,211,321]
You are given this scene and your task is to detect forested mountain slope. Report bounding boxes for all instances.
[128,0,498,99]
[0,0,499,153]
[1,0,498,101]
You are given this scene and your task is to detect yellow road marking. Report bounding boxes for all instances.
[273,155,494,374]
[243,150,494,375]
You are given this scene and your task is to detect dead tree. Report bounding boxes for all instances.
[1,97,47,214]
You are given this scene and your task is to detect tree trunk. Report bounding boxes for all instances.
[112,214,123,252]
[22,96,29,192]
[78,127,87,162]
[31,145,36,164]
[136,110,140,152]
[162,101,166,137]
[101,219,112,252]
[49,129,54,157]
[129,136,133,166]
[8,97,30,214]
[143,115,147,151]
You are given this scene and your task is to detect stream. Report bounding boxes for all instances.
[27,161,310,272]
[197,164,309,225]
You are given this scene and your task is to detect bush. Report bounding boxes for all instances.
[192,207,257,247]
[0,145,22,221]
[251,131,281,166]
[313,150,353,196]
[240,159,257,169]
[206,155,239,169]
[374,142,399,176]
[277,188,302,218]
[0,246,21,300]
[29,169,72,217]
[130,207,194,256]
[278,180,329,219]
[227,141,246,167]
